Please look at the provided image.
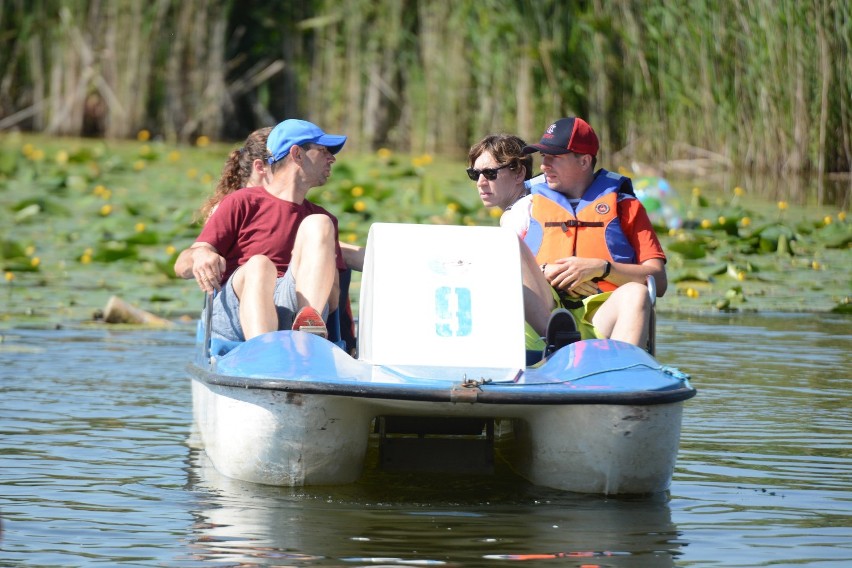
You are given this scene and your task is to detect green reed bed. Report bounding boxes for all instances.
[2,2,849,183]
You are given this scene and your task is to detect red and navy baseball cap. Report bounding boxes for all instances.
[523,117,599,156]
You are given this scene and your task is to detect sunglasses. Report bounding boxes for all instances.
[466,163,510,181]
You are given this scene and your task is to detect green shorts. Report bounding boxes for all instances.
[552,287,612,341]
[523,288,612,350]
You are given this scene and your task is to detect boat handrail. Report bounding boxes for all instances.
[646,275,656,356]
[204,291,214,362]
[646,274,657,307]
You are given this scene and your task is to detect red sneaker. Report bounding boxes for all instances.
[291,306,327,339]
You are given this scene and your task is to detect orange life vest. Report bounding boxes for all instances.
[523,169,637,292]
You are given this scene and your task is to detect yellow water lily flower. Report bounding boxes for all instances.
[30,257,40,267]
[135,222,146,233]
[4,271,14,282]
[777,201,788,211]
[412,154,434,168]
[133,160,146,171]
[137,129,151,142]
[733,186,744,197]
[700,219,712,229]
[376,148,392,160]
[168,150,181,163]
[80,252,92,264]
[93,185,112,199]
[100,204,113,216]
[686,288,699,298]
[165,245,176,255]
[353,200,367,212]
[196,135,210,147]
[56,150,69,165]
[351,186,364,197]
[823,216,832,225]
[740,217,751,227]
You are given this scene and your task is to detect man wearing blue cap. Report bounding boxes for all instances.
[182,119,348,341]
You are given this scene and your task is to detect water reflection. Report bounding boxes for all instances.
[659,313,852,566]
[186,447,682,566]
[2,314,849,566]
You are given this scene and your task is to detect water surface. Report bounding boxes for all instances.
[1,313,849,566]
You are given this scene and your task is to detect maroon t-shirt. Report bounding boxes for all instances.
[197,186,346,283]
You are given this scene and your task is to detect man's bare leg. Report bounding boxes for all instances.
[290,214,337,313]
[519,240,555,336]
[591,282,651,346]
[232,255,280,340]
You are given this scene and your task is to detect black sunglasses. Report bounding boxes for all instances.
[466,163,510,181]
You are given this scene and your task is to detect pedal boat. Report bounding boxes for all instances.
[188,223,695,494]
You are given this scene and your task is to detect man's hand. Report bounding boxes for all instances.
[190,244,226,294]
[544,256,606,296]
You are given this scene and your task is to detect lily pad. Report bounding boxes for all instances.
[667,239,707,259]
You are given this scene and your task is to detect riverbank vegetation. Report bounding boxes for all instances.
[1,1,849,199]
[0,132,849,328]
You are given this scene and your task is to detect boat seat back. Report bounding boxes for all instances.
[358,223,526,370]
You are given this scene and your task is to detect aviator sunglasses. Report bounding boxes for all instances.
[466,162,510,181]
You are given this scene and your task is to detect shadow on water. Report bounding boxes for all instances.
[184,445,682,567]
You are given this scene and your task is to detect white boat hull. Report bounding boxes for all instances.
[191,369,687,493]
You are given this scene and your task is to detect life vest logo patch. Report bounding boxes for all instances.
[595,202,610,215]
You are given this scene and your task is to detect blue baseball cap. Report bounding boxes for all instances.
[266,119,347,164]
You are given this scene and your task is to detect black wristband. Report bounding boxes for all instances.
[592,260,611,282]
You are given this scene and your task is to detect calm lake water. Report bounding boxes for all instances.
[1,313,850,567]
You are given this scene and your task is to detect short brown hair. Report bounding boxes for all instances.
[468,134,533,180]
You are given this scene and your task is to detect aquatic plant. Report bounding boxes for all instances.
[0,133,848,326]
